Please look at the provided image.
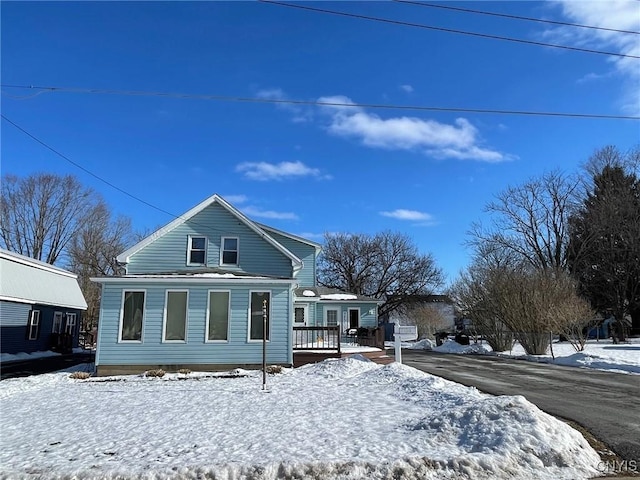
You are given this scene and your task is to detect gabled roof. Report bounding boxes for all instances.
[256,223,322,254]
[0,249,88,310]
[116,194,303,272]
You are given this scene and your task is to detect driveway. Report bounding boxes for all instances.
[0,352,95,381]
[401,350,640,463]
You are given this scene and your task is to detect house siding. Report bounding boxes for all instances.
[312,303,378,329]
[265,231,317,286]
[126,203,293,278]
[96,281,293,371]
[0,302,82,355]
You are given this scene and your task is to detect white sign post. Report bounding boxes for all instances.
[394,325,418,365]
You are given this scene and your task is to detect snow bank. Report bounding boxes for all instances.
[0,358,601,479]
[433,339,492,355]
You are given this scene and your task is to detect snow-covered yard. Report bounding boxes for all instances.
[409,337,640,375]
[0,357,602,480]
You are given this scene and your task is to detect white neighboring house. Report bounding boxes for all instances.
[0,248,87,355]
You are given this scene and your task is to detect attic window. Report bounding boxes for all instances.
[221,237,239,266]
[188,236,207,265]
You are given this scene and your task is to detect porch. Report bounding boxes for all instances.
[292,325,390,367]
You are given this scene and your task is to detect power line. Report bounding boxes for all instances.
[2,84,639,120]
[393,0,640,35]
[258,0,640,59]
[0,114,183,221]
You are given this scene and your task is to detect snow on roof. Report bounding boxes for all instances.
[319,293,358,300]
[0,357,602,479]
[302,290,316,297]
[0,249,87,310]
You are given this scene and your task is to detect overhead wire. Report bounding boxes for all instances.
[393,0,640,35]
[258,0,640,59]
[2,85,638,120]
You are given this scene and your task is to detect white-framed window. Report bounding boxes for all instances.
[65,313,77,335]
[220,237,239,266]
[325,307,339,327]
[187,236,207,265]
[249,291,270,341]
[162,290,188,342]
[119,290,145,342]
[206,290,230,342]
[52,312,63,333]
[27,310,40,340]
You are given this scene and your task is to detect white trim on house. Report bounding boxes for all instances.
[324,306,339,327]
[27,309,40,340]
[348,307,360,330]
[247,290,271,342]
[161,289,189,343]
[257,223,323,254]
[91,276,297,285]
[118,289,146,343]
[52,311,63,333]
[65,313,77,335]
[205,289,231,343]
[293,303,309,327]
[116,194,303,274]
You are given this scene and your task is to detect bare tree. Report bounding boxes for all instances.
[405,304,449,339]
[67,200,135,330]
[0,173,96,265]
[317,231,444,318]
[469,171,581,271]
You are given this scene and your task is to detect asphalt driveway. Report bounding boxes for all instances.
[401,350,640,464]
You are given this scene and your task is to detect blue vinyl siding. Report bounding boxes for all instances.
[96,282,293,367]
[0,302,82,355]
[264,231,317,287]
[126,203,293,278]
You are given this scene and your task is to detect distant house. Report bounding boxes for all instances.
[91,194,380,376]
[386,294,456,339]
[0,249,87,355]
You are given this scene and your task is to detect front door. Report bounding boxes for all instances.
[294,304,308,327]
[349,308,360,329]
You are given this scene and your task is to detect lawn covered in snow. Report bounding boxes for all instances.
[413,337,640,375]
[0,357,601,480]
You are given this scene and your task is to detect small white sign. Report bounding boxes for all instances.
[395,325,418,341]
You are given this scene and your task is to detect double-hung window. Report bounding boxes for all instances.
[120,291,145,342]
[65,313,77,335]
[221,237,239,266]
[206,291,230,341]
[188,236,207,265]
[27,310,40,340]
[249,291,270,341]
[163,290,188,342]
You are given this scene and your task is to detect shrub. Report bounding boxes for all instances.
[145,369,165,378]
[69,371,90,380]
[177,368,192,375]
[266,365,283,374]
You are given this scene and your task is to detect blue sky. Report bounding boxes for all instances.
[2,1,639,284]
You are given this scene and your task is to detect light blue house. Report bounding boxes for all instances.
[92,194,380,375]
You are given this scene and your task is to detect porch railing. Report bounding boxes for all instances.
[293,326,341,353]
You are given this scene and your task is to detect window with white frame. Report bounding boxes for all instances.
[249,291,270,341]
[187,236,207,265]
[207,291,230,341]
[65,313,77,335]
[221,237,239,265]
[326,309,339,327]
[294,306,306,325]
[52,312,63,333]
[120,291,145,341]
[28,310,40,340]
[163,291,188,341]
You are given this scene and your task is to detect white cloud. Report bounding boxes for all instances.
[241,206,298,220]
[236,161,331,181]
[222,194,248,204]
[400,84,414,93]
[542,0,640,114]
[318,96,508,162]
[257,88,311,123]
[380,209,433,221]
